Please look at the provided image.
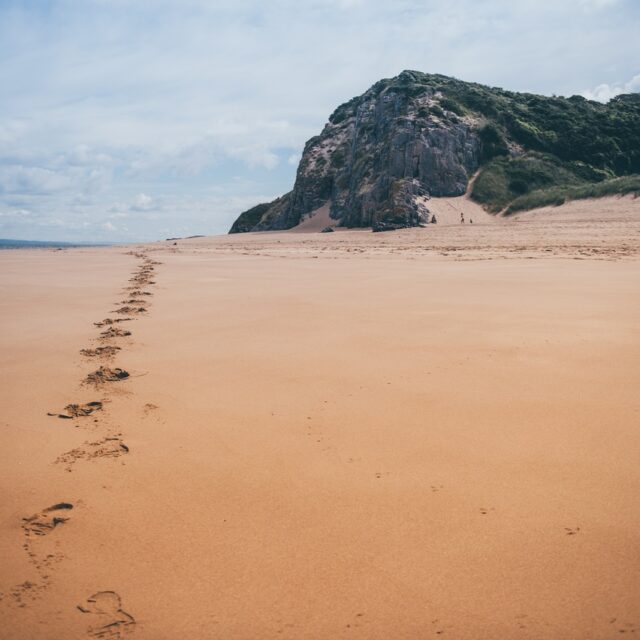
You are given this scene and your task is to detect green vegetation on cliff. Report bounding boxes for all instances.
[229,201,275,234]
[416,74,640,173]
[414,72,640,210]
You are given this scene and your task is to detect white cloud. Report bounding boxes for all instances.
[0,119,30,145]
[131,193,155,212]
[0,165,73,195]
[583,73,640,102]
[228,146,280,170]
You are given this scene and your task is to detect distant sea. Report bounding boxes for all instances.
[0,239,113,249]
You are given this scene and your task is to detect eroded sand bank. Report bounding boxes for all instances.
[1,196,639,639]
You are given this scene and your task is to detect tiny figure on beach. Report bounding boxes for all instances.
[460,213,465,224]
[431,214,437,224]
[470,218,473,224]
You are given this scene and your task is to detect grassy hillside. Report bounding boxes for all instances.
[505,175,640,214]
[367,71,640,212]
[406,72,640,211]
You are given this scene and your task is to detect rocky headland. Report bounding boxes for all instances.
[230,70,640,232]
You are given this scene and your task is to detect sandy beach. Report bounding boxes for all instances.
[1,196,639,639]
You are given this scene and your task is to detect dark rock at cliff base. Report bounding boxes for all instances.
[321,226,335,233]
[372,222,410,233]
[230,70,640,231]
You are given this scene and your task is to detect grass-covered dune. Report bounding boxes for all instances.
[504,175,640,214]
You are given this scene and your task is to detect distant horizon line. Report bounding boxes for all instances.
[0,235,212,247]
[0,238,126,248]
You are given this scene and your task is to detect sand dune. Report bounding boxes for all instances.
[291,202,335,232]
[1,196,639,639]
[416,192,496,226]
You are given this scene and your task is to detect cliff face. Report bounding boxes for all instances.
[232,71,482,232]
[230,70,640,232]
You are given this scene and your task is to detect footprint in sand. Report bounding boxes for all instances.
[609,618,637,634]
[513,613,553,633]
[85,367,129,387]
[48,401,103,419]
[5,580,48,608]
[78,591,136,639]
[8,504,74,604]
[56,437,129,471]
[114,306,146,315]
[136,276,154,282]
[81,346,121,359]
[344,612,368,630]
[130,264,155,274]
[431,618,454,635]
[99,327,132,339]
[564,526,581,536]
[22,503,73,538]
[94,318,134,328]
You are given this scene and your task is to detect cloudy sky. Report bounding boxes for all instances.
[1,0,638,241]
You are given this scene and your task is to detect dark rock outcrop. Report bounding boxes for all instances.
[230,71,481,232]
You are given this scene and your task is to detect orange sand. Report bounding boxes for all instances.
[1,196,639,639]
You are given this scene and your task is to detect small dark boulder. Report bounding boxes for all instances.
[372,222,408,233]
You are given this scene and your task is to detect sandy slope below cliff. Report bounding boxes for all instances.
[1,195,639,639]
[291,202,334,232]
[418,193,497,225]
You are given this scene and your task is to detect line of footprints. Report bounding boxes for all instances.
[3,251,160,638]
[3,251,629,638]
